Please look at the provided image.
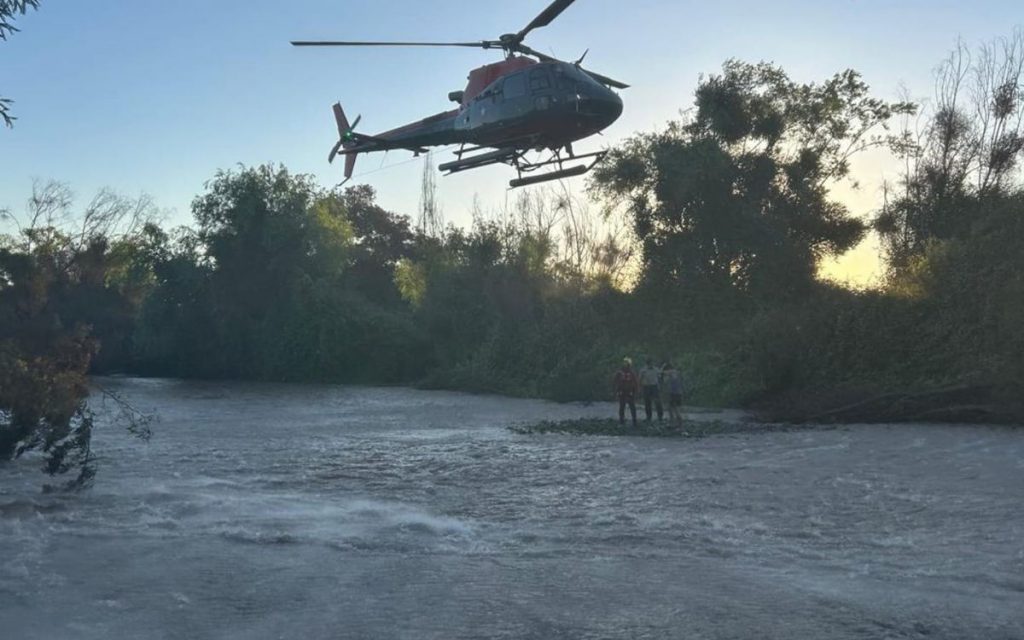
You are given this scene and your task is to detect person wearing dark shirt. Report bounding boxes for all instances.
[613,358,639,426]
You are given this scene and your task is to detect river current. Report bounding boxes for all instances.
[1,378,1022,639]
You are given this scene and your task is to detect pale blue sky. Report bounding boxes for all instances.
[1,0,1020,238]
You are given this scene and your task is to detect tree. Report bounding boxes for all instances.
[592,60,914,298]
[0,231,98,487]
[189,165,353,377]
[194,165,350,298]
[341,184,417,305]
[1,180,154,489]
[876,30,1024,270]
[1,0,40,128]
[130,224,217,376]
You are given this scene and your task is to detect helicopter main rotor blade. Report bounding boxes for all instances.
[291,40,494,48]
[516,44,629,89]
[515,0,578,42]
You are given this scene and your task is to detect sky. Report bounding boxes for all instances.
[1,0,1021,284]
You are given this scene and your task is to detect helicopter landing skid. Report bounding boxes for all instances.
[439,145,606,188]
[509,148,606,188]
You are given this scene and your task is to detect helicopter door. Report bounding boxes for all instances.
[529,67,553,112]
[502,72,528,118]
[528,68,551,94]
[479,84,502,126]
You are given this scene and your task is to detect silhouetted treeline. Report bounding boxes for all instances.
[4,43,1024,484]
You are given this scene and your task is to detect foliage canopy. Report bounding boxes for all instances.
[593,60,914,297]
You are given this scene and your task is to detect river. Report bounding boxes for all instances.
[2,378,1023,639]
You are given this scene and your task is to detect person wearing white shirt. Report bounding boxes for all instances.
[638,358,663,421]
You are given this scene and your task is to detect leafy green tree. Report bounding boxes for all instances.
[340,184,418,306]
[125,225,218,376]
[1,0,40,128]
[194,165,350,296]
[0,182,154,489]
[188,165,353,377]
[593,60,913,298]
[0,229,97,487]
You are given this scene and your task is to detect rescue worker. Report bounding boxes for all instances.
[613,357,639,426]
[639,357,663,421]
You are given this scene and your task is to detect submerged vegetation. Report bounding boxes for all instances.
[3,33,1024,484]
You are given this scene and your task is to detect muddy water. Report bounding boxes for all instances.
[2,378,1022,639]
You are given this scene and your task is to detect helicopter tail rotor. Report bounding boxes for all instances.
[328,103,350,162]
[329,103,361,181]
[343,150,358,184]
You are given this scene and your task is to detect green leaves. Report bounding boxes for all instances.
[591,59,911,298]
[0,0,39,41]
[1,0,41,127]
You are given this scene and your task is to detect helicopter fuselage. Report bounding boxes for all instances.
[455,59,624,149]
[346,59,623,155]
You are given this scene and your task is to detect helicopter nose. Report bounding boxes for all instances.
[577,87,623,128]
[603,90,624,124]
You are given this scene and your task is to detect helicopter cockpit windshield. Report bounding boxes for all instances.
[552,63,606,93]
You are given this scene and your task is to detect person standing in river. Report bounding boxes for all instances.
[663,361,684,423]
[639,358,664,421]
[614,357,639,426]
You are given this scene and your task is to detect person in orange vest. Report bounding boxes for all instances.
[614,357,639,426]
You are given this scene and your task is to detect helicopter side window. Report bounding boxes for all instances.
[529,68,550,93]
[503,73,526,99]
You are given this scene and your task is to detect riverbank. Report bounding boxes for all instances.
[751,383,1024,425]
[509,417,816,438]
[97,368,1024,427]
[422,368,1024,426]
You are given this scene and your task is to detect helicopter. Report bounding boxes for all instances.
[291,0,626,188]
